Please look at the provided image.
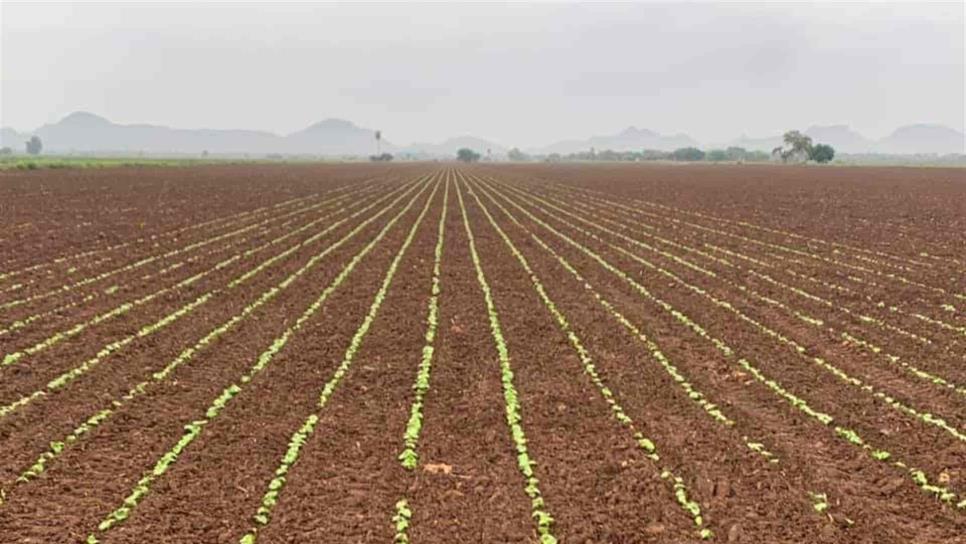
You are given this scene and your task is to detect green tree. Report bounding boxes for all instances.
[456,148,481,163]
[725,146,747,161]
[641,149,669,161]
[0,147,12,156]
[706,149,728,162]
[810,144,835,163]
[671,147,705,161]
[507,147,530,162]
[779,130,812,162]
[26,136,42,155]
[745,150,771,162]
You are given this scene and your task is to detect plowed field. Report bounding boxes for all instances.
[0,163,963,543]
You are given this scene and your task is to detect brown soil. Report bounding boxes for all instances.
[0,163,962,543]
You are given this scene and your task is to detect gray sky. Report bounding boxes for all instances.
[1,1,963,147]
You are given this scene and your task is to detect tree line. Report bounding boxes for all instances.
[502,130,835,164]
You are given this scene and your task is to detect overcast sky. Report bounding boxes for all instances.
[1,2,963,147]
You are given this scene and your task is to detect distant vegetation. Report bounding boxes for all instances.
[369,153,394,162]
[670,147,706,161]
[504,130,840,165]
[772,130,836,164]
[26,136,43,155]
[517,146,772,163]
[457,148,481,162]
[810,144,835,164]
[507,147,530,161]
[0,156,265,171]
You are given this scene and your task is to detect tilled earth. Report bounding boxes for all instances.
[0,163,963,543]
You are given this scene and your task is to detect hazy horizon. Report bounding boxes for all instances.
[2,2,963,148]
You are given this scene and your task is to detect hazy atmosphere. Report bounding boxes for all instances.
[2,1,963,152]
[3,3,966,542]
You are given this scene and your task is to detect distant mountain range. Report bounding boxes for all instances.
[2,112,963,156]
[546,124,965,155]
[531,126,700,154]
[399,136,507,159]
[729,124,966,155]
[1,112,389,156]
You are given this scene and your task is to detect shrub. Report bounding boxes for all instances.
[671,147,706,161]
[810,144,835,164]
[457,148,481,163]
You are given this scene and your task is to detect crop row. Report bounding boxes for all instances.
[461,171,712,538]
[0,197,310,309]
[553,180,966,313]
[773,254,966,354]
[701,243,951,349]
[398,173,450,471]
[494,178,966,445]
[548,182,966,337]
[680,223,962,392]
[0,255,105,297]
[7,177,432,498]
[474,174,963,510]
[456,179,558,544]
[0,192,318,286]
[0,182,383,369]
[0,193,339,308]
[10,176,430,507]
[0,187,376,340]
[0,182,375,312]
[517,184,966,401]
[0,178,422,423]
[469,176,778,461]
[745,245,965,347]
[554,180,949,276]
[627,190,963,273]
[553,180,966,371]
[390,173,450,544]
[82,175,436,542]
[239,176,442,543]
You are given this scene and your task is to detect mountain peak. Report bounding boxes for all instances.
[889,123,961,135]
[880,124,964,154]
[806,124,857,135]
[58,111,112,127]
[538,126,695,154]
[618,126,658,138]
[300,118,359,132]
[802,125,872,152]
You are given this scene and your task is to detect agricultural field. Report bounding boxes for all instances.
[0,162,963,543]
